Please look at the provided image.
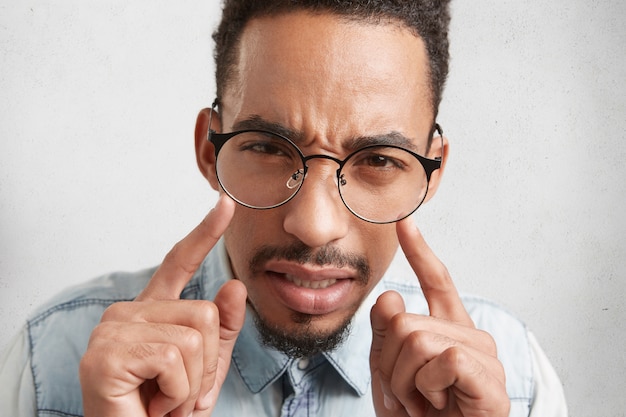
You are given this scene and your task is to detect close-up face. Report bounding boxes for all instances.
[197,11,444,354]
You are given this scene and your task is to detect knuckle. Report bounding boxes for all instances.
[205,359,219,378]
[200,300,220,320]
[151,323,202,352]
[88,321,118,345]
[159,344,181,366]
[479,329,498,356]
[427,261,450,284]
[153,322,205,359]
[440,346,488,380]
[190,300,220,328]
[78,351,113,395]
[81,340,135,389]
[79,349,100,377]
[405,329,434,351]
[440,345,467,370]
[388,313,411,335]
[166,242,199,276]
[467,327,498,356]
[181,327,204,353]
[204,359,219,390]
[439,263,451,278]
[100,301,133,322]
[198,213,221,241]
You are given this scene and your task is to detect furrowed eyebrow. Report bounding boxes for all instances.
[231,115,419,152]
[347,132,418,152]
[232,116,304,143]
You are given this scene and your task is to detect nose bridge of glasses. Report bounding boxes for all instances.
[301,154,344,180]
[302,153,343,165]
[303,154,344,171]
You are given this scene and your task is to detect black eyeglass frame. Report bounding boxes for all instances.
[206,104,443,224]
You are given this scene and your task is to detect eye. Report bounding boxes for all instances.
[234,132,298,159]
[352,148,408,170]
[363,154,401,168]
[242,141,288,156]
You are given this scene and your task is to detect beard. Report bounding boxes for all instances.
[251,305,354,357]
[247,241,371,357]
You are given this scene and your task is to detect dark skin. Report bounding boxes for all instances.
[79,11,509,417]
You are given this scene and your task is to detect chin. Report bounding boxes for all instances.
[250,302,356,357]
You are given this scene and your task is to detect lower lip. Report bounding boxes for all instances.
[266,272,355,315]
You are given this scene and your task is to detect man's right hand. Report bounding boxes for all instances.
[79,195,247,417]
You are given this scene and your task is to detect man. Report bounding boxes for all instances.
[1,1,567,416]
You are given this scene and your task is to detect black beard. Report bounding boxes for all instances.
[246,241,370,357]
[252,306,353,358]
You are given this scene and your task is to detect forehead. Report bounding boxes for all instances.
[221,11,433,147]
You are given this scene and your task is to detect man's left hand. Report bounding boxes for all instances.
[369,217,510,417]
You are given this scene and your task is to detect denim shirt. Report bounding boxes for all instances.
[1,239,565,416]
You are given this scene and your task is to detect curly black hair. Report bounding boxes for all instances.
[213,0,451,118]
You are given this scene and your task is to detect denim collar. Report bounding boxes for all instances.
[198,239,388,397]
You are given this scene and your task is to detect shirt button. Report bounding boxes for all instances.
[297,358,310,370]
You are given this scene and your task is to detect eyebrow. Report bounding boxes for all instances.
[232,115,419,152]
[350,132,417,151]
[233,116,304,142]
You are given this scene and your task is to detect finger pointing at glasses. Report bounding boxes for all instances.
[369,217,510,417]
[79,195,248,417]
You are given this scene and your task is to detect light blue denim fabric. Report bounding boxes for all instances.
[22,239,533,417]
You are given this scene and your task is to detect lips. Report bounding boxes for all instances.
[262,260,357,315]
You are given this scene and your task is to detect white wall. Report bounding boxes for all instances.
[1,1,624,416]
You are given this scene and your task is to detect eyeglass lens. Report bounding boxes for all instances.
[214,131,440,223]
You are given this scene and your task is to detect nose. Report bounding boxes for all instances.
[282,161,350,248]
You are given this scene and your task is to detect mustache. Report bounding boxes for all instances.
[249,241,371,284]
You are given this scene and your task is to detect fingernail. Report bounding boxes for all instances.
[384,394,397,410]
[196,391,214,411]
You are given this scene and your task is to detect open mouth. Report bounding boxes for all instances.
[262,264,356,315]
[284,274,337,289]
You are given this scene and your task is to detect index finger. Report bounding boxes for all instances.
[396,217,473,325]
[137,194,236,301]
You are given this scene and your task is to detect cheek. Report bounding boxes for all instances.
[361,223,400,282]
[223,207,281,279]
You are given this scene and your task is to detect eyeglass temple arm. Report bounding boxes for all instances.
[208,98,220,135]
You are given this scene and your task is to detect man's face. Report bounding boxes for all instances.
[198,11,438,354]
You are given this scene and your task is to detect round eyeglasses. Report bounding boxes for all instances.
[208,117,443,224]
